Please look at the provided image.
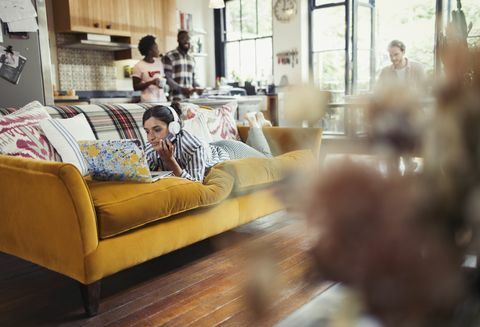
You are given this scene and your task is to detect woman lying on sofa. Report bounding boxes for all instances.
[143,103,273,182]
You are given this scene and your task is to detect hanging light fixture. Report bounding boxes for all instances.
[209,0,225,9]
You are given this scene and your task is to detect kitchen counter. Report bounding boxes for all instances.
[53,90,141,105]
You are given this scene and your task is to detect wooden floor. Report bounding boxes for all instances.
[0,212,332,326]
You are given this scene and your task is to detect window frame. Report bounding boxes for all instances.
[214,0,274,81]
[308,0,376,97]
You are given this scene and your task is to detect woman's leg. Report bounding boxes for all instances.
[245,112,273,157]
[245,127,273,158]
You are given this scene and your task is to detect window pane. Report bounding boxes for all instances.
[241,0,257,38]
[226,42,240,80]
[256,38,273,81]
[312,50,345,103]
[358,6,372,50]
[357,50,372,92]
[375,0,435,77]
[240,39,256,81]
[226,0,241,41]
[461,0,480,47]
[257,0,273,37]
[312,6,346,52]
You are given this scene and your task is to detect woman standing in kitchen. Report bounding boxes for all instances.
[132,35,168,103]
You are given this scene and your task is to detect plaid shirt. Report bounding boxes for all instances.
[162,48,198,99]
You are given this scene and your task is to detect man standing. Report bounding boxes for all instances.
[377,40,426,91]
[163,30,202,100]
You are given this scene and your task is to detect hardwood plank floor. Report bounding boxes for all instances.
[0,212,331,326]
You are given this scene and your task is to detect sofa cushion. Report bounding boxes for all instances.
[0,105,57,161]
[213,150,314,194]
[88,168,234,239]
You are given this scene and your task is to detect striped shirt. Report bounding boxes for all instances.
[162,48,198,99]
[145,130,230,182]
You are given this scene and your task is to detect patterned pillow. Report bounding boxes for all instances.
[0,106,57,161]
[78,139,152,182]
[181,102,240,142]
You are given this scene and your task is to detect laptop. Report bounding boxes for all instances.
[78,139,172,183]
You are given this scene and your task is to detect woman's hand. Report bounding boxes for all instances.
[157,139,183,177]
[158,139,175,162]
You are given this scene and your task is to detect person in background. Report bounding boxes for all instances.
[132,35,167,103]
[377,40,426,92]
[162,30,203,100]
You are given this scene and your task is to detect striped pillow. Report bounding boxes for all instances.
[39,114,96,175]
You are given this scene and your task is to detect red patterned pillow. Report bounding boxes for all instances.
[205,102,240,142]
[0,107,57,161]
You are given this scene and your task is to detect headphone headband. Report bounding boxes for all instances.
[167,106,179,122]
[166,106,181,135]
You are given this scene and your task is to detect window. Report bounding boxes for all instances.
[309,0,445,136]
[310,0,375,103]
[221,0,273,83]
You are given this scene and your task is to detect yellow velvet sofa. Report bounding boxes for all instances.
[0,104,322,316]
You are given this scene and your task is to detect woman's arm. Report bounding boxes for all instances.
[159,139,207,182]
[132,76,159,91]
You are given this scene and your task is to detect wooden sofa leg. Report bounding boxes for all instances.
[79,281,101,317]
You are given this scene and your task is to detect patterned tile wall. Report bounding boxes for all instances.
[57,34,116,91]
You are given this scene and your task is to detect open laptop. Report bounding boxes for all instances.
[78,139,172,183]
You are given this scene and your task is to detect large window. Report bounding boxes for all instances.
[310,0,375,103]
[222,0,273,83]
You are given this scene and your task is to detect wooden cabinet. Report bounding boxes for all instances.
[53,0,179,60]
[116,0,177,60]
[54,0,130,36]
[116,0,156,60]
[160,0,178,53]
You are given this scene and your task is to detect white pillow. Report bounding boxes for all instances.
[15,100,45,114]
[40,114,96,175]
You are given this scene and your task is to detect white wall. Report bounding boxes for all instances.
[272,0,309,86]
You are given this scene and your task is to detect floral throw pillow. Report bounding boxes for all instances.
[205,102,240,142]
[0,107,57,161]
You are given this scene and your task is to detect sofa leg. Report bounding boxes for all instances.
[79,281,101,317]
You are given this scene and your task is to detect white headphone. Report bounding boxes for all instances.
[166,106,181,135]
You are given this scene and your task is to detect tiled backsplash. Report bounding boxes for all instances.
[57,34,116,91]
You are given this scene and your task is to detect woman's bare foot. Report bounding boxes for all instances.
[245,112,260,128]
[256,112,272,127]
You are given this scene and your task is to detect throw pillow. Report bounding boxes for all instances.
[78,139,152,182]
[39,114,96,176]
[0,106,57,161]
[180,102,240,142]
[204,102,240,142]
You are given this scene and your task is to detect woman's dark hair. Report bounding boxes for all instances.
[388,40,406,53]
[142,102,182,126]
[138,35,156,57]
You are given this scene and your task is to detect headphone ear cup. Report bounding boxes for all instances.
[169,121,181,135]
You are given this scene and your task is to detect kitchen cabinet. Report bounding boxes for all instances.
[116,0,177,60]
[116,0,156,60]
[54,0,130,36]
[161,0,178,52]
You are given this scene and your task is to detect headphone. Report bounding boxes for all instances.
[166,106,181,135]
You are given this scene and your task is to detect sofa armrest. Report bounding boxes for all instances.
[0,155,98,282]
[237,126,323,156]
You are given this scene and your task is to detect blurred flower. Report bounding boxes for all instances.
[303,161,465,326]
